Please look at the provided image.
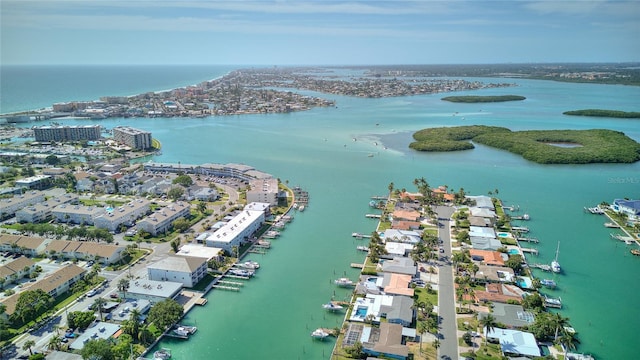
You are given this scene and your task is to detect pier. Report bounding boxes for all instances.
[531,263,552,272]
[350,263,364,269]
[516,236,539,243]
[512,226,530,233]
[520,247,539,255]
[365,214,381,219]
[371,195,388,200]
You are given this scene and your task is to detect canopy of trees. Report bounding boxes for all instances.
[10,289,53,325]
[147,299,183,330]
[441,95,526,103]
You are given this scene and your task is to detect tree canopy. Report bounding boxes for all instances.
[172,174,193,187]
[147,299,183,330]
[11,289,53,325]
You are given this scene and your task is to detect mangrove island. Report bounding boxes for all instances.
[563,109,640,118]
[441,95,526,103]
[409,125,640,164]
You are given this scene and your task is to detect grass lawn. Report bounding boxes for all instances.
[414,287,438,306]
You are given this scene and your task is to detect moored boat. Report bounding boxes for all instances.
[240,260,260,269]
[154,348,172,360]
[631,249,640,256]
[541,279,556,288]
[551,241,561,273]
[229,269,255,277]
[311,328,330,340]
[544,295,562,308]
[322,302,344,312]
[334,277,354,287]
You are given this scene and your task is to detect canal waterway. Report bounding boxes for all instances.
[3,66,640,359]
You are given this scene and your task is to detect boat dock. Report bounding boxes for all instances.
[504,204,520,212]
[610,233,634,244]
[365,214,381,219]
[520,247,539,255]
[516,236,539,243]
[350,263,364,269]
[166,325,198,339]
[512,226,530,233]
[531,263,552,272]
[544,295,563,309]
[512,214,530,221]
[371,195,388,200]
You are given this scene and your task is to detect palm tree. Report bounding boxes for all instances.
[559,330,580,358]
[93,297,107,321]
[48,334,62,351]
[432,338,440,351]
[22,339,35,355]
[479,313,497,348]
[129,308,142,338]
[552,312,570,341]
[417,320,428,352]
[388,182,394,197]
[118,278,130,299]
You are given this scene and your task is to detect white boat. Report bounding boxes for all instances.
[322,302,343,312]
[240,261,260,269]
[585,206,605,214]
[541,279,556,288]
[298,205,305,212]
[311,328,330,340]
[334,277,354,287]
[229,269,255,277]
[551,241,561,273]
[173,327,190,337]
[604,222,620,228]
[544,295,562,308]
[154,348,172,360]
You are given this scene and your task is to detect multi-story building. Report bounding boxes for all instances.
[205,209,265,252]
[246,178,279,206]
[0,256,36,287]
[147,256,208,288]
[113,126,152,150]
[43,240,125,264]
[137,202,191,236]
[94,199,151,232]
[0,264,86,317]
[52,204,106,225]
[33,125,101,142]
[0,190,45,219]
[15,193,79,223]
[15,175,53,190]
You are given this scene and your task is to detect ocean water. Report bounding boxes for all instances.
[2,65,639,359]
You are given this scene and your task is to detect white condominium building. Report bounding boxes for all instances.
[94,199,151,232]
[137,202,191,236]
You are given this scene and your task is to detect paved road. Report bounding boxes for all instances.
[436,205,457,360]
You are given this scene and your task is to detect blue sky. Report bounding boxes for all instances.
[1,0,639,65]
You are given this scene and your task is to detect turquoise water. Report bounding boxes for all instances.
[498,232,509,237]
[3,66,639,359]
[508,249,519,255]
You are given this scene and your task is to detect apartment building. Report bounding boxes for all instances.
[113,126,152,150]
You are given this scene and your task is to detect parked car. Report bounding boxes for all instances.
[87,289,98,297]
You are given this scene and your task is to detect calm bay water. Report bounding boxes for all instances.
[2,66,639,359]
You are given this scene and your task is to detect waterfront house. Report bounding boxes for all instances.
[469,207,497,219]
[466,195,495,210]
[612,198,640,220]
[484,328,541,358]
[469,226,497,239]
[69,322,122,351]
[380,257,417,276]
[381,229,422,244]
[382,273,415,297]
[391,209,421,222]
[475,264,515,283]
[469,249,507,266]
[474,283,526,304]
[391,220,421,230]
[470,236,502,251]
[478,303,535,329]
[469,215,494,227]
[147,255,207,288]
[362,322,409,360]
[385,242,414,257]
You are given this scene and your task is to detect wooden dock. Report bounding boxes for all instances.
[371,196,387,200]
[521,247,539,255]
[516,236,539,243]
[352,232,372,239]
[365,214,381,219]
[212,284,241,291]
[350,263,364,269]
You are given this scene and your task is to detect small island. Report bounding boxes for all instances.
[563,109,640,118]
[441,95,526,103]
[410,125,640,164]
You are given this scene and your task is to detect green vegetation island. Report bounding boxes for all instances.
[409,125,640,164]
[441,95,526,103]
[563,109,640,118]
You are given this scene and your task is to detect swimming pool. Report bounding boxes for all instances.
[508,249,520,255]
[497,232,510,237]
[355,306,367,318]
[105,206,114,213]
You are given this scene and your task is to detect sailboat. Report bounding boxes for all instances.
[551,241,561,273]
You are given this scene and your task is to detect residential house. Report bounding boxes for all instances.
[474,283,526,304]
[612,198,640,220]
[466,195,495,210]
[381,229,421,244]
[485,328,541,358]
[479,303,535,329]
[382,273,414,297]
[362,322,409,360]
[380,257,417,276]
[391,209,421,222]
[469,249,507,266]
[137,202,191,236]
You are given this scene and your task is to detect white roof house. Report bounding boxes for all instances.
[485,328,541,357]
[381,229,421,244]
[205,210,265,252]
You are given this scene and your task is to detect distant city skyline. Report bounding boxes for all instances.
[1,0,639,66]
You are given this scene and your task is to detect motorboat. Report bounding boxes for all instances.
[240,261,260,269]
[540,279,556,288]
[154,348,172,360]
[311,328,330,340]
[322,302,344,312]
[631,249,640,256]
[334,277,354,287]
[229,269,255,277]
